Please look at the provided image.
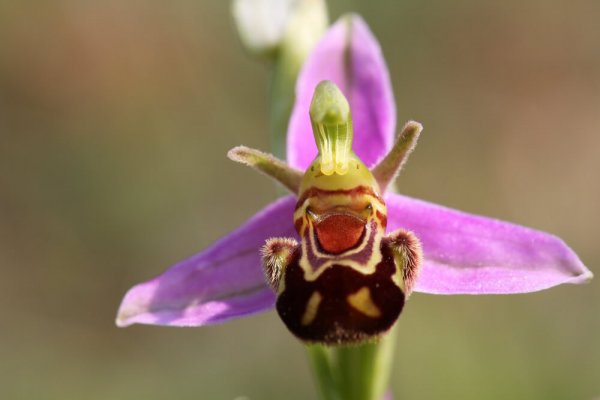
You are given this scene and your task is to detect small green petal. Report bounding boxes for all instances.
[228,146,303,193]
[371,121,422,192]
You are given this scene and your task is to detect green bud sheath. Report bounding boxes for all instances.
[310,81,353,176]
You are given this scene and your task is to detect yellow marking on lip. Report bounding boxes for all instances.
[347,287,381,318]
[301,292,323,326]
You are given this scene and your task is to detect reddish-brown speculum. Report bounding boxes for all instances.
[315,213,366,254]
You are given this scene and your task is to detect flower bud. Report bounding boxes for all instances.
[232,0,327,59]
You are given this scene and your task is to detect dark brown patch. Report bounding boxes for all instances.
[276,242,404,345]
[314,214,365,255]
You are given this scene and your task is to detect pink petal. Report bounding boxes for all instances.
[287,15,395,170]
[116,196,298,327]
[385,193,592,294]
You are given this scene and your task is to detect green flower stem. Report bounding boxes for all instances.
[306,344,341,400]
[335,327,397,400]
[306,327,397,400]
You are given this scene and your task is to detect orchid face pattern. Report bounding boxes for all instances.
[256,81,421,344]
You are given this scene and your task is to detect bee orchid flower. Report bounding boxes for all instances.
[116,15,592,340]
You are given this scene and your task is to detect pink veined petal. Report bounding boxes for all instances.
[116,196,298,327]
[385,193,593,294]
[287,14,396,170]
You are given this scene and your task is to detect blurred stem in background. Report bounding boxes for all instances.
[233,1,398,399]
[233,0,329,159]
[269,0,328,159]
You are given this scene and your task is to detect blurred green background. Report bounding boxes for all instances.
[1,1,598,399]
